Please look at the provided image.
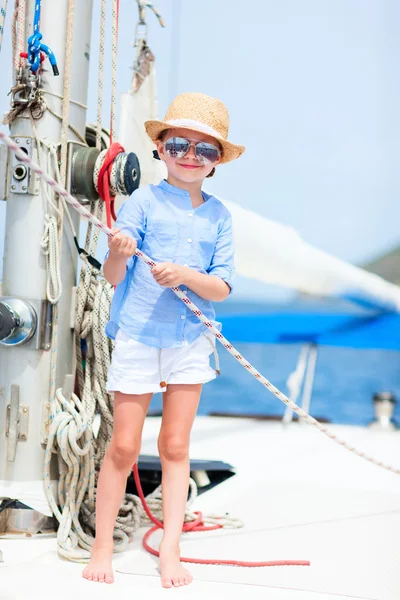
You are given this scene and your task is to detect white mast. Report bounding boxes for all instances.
[0,0,94,520]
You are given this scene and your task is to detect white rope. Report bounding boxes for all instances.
[110,0,118,140]
[59,0,74,183]
[40,214,62,303]
[47,0,75,414]
[0,0,8,54]
[38,89,88,109]
[44,104,87,144]
[29,118,64,305]
[93,148,129,196]
[43,273,144,562]
[12,0,25,71]
[97,0,106,149]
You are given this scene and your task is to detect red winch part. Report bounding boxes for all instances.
[97,142,125,227]
[132,464,310,568]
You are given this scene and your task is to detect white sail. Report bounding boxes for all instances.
[217,196,400,312]
[118,48,166,192]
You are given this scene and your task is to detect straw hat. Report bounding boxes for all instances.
[144,92,245,164]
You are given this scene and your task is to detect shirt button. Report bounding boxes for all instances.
[188,212,193,217]
[187,238,192,243]
[181,315,185,320]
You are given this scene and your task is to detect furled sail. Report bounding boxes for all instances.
[218,197,400,313]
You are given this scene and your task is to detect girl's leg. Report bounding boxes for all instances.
[82,391,152,583]
[157,383,202,588]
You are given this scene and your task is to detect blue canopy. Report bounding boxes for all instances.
[218,311,400,350]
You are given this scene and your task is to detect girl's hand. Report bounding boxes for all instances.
[151,263,189,288]
[108,229,137,258]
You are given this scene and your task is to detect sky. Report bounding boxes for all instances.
[1,0,400,299]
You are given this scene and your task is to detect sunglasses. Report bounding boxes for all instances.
[164,136,221,165]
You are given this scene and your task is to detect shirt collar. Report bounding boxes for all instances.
[158,179,190,196]
[158,179,212,203]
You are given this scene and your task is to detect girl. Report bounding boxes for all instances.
[82,92,245,588]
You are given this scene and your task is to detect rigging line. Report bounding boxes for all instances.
[96,0,106,150]
[48,0,75,408]
[110,0,119,142]
[38,89,88,109]
[12,0,25,71]
[45,105,87,144]
[0,0,8,54]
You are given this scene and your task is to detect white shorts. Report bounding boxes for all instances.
[106,329,218,395]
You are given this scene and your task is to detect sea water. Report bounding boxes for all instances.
[151,301,400,427]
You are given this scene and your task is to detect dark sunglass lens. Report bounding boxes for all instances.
[195,142,220,164]
[165,137,189,158]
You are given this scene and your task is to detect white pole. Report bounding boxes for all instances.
[0,0,93,516]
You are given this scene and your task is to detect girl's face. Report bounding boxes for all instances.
[156,128,221,185]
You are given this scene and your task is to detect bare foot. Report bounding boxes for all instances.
[82,543,114,584]
[159,541,193,588]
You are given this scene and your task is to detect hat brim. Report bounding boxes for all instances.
[144,120,245,164]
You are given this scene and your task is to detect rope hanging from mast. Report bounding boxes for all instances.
[0,0,8,54]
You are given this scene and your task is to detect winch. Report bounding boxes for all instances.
[0,299,37,346]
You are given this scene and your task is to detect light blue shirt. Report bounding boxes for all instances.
[105,179,235,348]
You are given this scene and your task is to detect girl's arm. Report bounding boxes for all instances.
[151,212,234,302]
[103,192,148,285]
[151,263,230,301]
[103,234,137,285]
[184,269,230,301]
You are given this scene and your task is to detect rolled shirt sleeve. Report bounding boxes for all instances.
[207,213,235,293]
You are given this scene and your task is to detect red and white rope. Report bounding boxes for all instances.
[110,0,119,141]
[12,0,25,71]
[0,0,8,55]
[1,128,399,478]
[96,0,106,150]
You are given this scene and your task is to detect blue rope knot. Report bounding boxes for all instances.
[28,32,59,76]
[27,0,59,76]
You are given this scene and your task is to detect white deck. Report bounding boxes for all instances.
[1,416,400,600]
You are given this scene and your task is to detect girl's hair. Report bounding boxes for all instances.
[158,129,221,178]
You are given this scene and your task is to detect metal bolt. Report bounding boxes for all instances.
[35,189,39,194]
[21,434,26,440]
[11,185,16,190]
[23,407,28,413]
[44,344,51,350]
[15,138,20,143]
[44,420,49,426]
[22,186,26,191]
[26,139,31,144]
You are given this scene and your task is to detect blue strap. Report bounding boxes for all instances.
[27,0,59,75]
